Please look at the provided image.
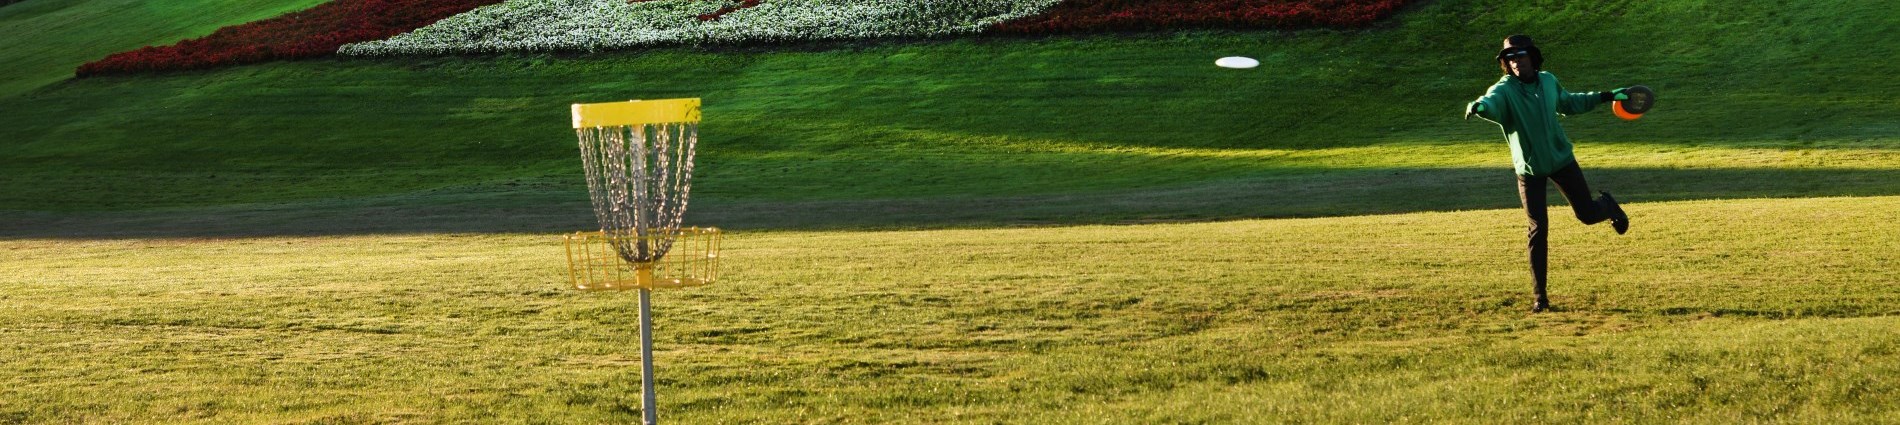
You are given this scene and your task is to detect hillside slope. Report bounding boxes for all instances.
[1,0,1896,232]
[0,0,327,98]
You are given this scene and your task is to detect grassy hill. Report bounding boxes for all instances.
[0,0,327,98]
[3,0,1896,232]
[2,0,1898,422]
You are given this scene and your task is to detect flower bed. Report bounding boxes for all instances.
[993,0,1416,34]
[76,0,504,76]
[339,0,1065,56]
[82,0,1418,71]
[344,0,1413,56]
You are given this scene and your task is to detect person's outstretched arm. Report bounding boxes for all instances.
[1467,83,1511,124]
[1554,74,1614,116]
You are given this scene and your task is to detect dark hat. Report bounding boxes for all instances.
[1496,34,1544,68]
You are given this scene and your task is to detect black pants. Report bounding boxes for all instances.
[1517,161,1610,299]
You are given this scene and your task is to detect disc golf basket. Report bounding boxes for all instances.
[563,98,718,425]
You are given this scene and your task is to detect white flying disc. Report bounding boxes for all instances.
[1215,56,1259,69]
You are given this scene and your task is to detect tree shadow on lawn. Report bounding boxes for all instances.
[4,166,1899,239]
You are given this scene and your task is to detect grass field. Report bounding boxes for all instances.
[4,197,1898,422]
[3,0,1899,422]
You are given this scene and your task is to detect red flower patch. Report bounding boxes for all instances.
[993,0,1415,34]
[698,0,764,22]
[76,0,504,77]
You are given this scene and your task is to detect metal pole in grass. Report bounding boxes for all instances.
[638,287,657,425]
[562,98,722,425]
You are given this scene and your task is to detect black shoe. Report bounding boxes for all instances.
[1531,298,1551,313]
[1600,191,1629,235]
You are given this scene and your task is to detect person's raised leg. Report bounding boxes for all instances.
[1551,161,1628,234]
[1550,162,1608,224]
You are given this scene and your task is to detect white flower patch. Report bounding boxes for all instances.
[339,0,1063,56]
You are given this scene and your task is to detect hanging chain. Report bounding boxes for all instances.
[578,121,698,264]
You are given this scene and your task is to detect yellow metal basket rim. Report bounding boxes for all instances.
[571,98,701,128]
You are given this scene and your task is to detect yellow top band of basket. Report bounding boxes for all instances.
[571,98,702,128]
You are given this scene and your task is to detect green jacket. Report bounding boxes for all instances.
[1471,71,1607,177]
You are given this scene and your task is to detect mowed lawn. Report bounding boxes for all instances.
[4,196,1897,423]
[3,0,1899,422]
[5,0,1897,218]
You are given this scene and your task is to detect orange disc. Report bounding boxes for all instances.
[1613,101,1643,120]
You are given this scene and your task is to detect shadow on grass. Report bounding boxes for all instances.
[4,166,1899,238]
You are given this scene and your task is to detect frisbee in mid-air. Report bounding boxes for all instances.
[1215,56,1260,69]
[1613,85,1656,120]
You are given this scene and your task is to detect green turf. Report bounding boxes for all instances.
[2,0,1898,422]
[3,196,1896,422]
[2,0,1895,225]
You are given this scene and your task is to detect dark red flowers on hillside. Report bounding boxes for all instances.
[698,0,763,22]
[994,0,1415,34]
[76,0,503,77]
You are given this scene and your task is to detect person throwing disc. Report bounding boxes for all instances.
[1463,35,1633,313]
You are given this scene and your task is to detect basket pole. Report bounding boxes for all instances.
[639,287,658,425]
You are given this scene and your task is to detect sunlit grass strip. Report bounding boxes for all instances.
[774,128,1900,170]
[3,196,1897,422]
